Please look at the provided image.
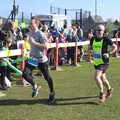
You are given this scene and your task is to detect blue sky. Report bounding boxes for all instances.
[0,0,119,20]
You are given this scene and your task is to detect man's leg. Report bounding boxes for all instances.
[0,67,8,90]
[22,67,35,87]
[6,67,12,81]
[38,62,55,103]
[101,73,111,90]
[94,70,104,93]
[22,66,40,97]
[94,70,105,102]
[101,73,113,98]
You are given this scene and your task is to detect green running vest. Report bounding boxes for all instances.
[92,39,104,66]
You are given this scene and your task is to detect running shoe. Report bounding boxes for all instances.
[106,88,113,98]
[99,92,105,103]
[32,85,41,97]
[48,91,55,104]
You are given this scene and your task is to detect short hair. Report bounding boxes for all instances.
[96,24,105,31]
[23,33,28,39]
[31,16,42,28]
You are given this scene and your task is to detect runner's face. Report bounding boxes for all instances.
[30,19,38,30]
[96,25,105,38]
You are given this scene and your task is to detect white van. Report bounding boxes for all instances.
[35,14,71,29]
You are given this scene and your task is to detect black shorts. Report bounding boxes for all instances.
[94,63,109,73]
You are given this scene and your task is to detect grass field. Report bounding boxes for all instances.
[0,57,120,120]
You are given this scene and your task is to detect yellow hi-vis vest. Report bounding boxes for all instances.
[92,39,104,66]
[24,40,30,51]
[21,22,26,29]
[24,40,31,57]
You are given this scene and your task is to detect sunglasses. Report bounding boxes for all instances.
[96,29,103,32]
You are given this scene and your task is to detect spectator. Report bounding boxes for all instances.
[0,38,12,90]
[88,29,94,40]
[76,23,84,62]
[87,29,94,63]
[66,26,79,65]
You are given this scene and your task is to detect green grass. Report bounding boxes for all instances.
[0,57,120,120]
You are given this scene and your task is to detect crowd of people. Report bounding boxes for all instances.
[0,16,118,103]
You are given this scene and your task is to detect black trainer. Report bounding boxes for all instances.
[48,91,55,104]
[32,85,41,97]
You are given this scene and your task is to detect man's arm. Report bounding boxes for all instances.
[107,38,117,54]
[110,43,117,54]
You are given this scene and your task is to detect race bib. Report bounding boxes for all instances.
[93,51,102,59]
